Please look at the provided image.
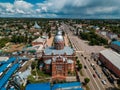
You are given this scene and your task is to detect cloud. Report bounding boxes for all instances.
[14,0,33,10]
[36,0,120,18]
[0,0,120,18]
[0,0,34,16]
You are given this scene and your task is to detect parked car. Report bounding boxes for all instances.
[95,70,99,75]
[93,74,96,78]
[93,66,96,70]
[98,74,102,79]
[101,80,107,85]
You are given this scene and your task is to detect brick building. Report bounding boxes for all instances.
[32,37,47,46]
[41,30,76,80]
[99,49,120,78]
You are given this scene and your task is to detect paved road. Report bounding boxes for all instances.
[62,23,114,90]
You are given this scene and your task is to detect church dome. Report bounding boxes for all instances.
[54,35,63,42]
[54,30,64,50]
[54,30,64,43]
[56,30,62,35]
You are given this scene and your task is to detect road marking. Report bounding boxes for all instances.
[76,51,84,53]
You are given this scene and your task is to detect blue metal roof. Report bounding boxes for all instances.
[1,87,6,90]
[9,88,15,90]
[25,82,83,90]
[26,83,50,90]
[0,64,19,89]
[0,64,9,73]
[112,41,120,47]
[44,46,74,55]
[52,82,83,90]
[6,57,16,63]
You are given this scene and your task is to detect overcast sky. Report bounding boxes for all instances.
[0,0,120,19]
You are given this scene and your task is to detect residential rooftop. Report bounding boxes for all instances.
[32,37,46,43]
[112,41,120,47]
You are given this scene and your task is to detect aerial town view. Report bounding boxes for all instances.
[0,0,120,90]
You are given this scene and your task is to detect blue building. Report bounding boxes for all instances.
[26,82,83,90]
[52,82,83,90]
[111,41,120,53]
[26,83,50,90]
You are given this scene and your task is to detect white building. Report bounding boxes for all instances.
[0,57,9,62]
[13,67,31,86]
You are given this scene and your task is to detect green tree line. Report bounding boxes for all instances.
[80,31,108,46]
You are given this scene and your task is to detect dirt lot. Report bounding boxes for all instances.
[46,36,54,46]
[3,43,25,52]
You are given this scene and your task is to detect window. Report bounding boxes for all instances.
[56,65,62,70]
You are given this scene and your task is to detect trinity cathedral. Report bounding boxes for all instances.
[41,30,76,80]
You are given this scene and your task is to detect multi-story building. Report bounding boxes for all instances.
[99,49,120,78]
[41,30,76,80]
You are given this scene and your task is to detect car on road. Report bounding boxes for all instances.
[108,76,114,83]
[98,74,102,79]
[84,65,87,69]
[92,66,96,70]
[91,63,94,67]
[93,74,96,78]
[101,80,107,85]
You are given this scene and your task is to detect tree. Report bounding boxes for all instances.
[31,61,37,70]
[77,60,80,64]
[78,63,82,71]
[46,25,51,33]
[28,36,33,44]
[76,56,78,59]
[112,38,117,42]
[84,78,90,85]
[40,31,43,36]
[48,32,52,39]
[0,38,10,48]
[62,31,65,36]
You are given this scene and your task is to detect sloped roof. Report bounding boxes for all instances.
[44,46,74,55]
